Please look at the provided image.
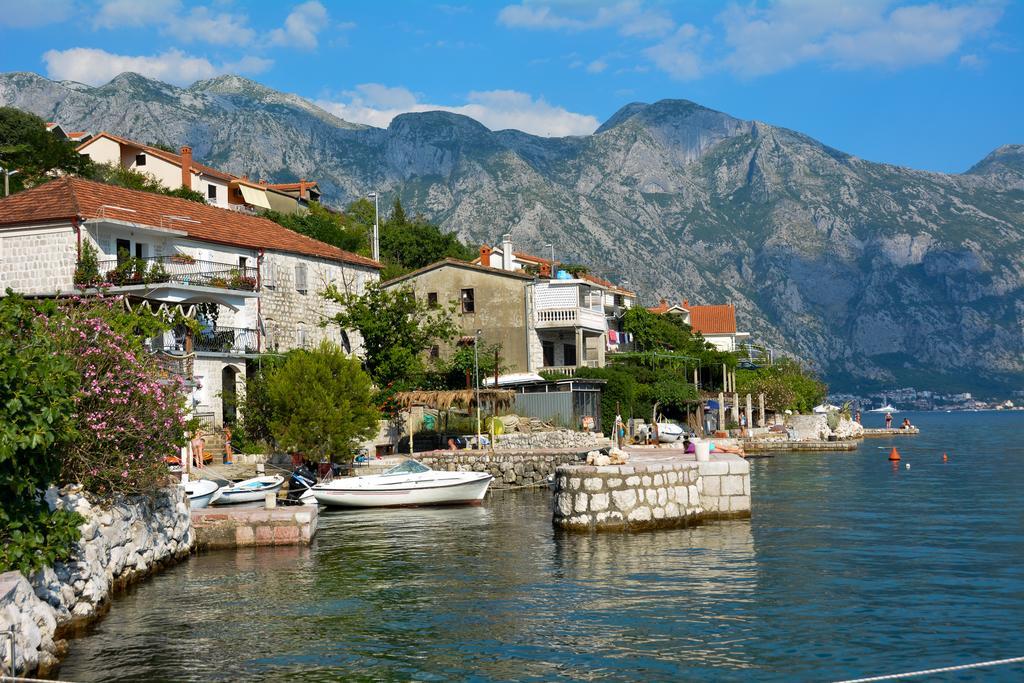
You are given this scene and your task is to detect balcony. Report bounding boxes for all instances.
[535,306,607,332]
[96,255,259,291]
[151,326,260,357]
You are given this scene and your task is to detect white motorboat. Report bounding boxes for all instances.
[182,478,219,509]
[210,475,284,505]
[813,403,841,414]
[310,460,492,508]
[868,404,898,413]
[656,422,685,443]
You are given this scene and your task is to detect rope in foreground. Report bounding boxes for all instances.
[834,655,1024,682]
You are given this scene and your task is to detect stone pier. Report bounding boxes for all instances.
[417,450,586,488]
[552,450,751,532]
[190,504,318,550]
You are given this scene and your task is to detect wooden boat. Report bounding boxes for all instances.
[210,475,284,505]
[310,460,492,508]
[182,478,219,509]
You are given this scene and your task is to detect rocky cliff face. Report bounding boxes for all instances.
[2,71,1021,393]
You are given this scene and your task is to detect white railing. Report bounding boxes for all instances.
[540,366,577,376]
[535,306,606,332]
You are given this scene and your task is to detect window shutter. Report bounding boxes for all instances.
[295,263,308,293]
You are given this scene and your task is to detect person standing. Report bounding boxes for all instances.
[855,410,861,424]
[884,412,893,429]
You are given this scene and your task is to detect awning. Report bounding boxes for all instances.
[266,190,298,214]
[238,184,272,210]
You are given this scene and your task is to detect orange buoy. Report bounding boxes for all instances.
[888,447,901,461]
[943,453,948,462]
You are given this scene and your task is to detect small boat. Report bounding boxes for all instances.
[813,403,840,413]
[182,478,219,509]
[210,475,284,505]
[310,460,492,508]
[868,404,898,413]
[656,422,684,443]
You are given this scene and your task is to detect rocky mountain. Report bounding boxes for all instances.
[2,71,1022,394]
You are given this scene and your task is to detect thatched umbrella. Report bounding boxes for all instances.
[393,389,514,411]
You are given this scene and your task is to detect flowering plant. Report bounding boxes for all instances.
[42,298,188,495]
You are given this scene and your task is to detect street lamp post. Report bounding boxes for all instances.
[0,167,19,197]
[367,191,380,261]
[544,243,554,269]
[474,329,482,449]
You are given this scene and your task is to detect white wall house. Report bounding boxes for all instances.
[77,133,313,216]
[648,298,750,352]
[0,177,380,430]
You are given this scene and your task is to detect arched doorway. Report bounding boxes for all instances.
[221,365,238,426]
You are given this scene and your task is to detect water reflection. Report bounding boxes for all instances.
[56,412,1024,682]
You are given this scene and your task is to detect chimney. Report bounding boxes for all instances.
[298,178,307,200]
[683,299,689,307]
[179,146,192,190]
[539,262,552,278]
[501,233,514,271]
[479,244,492,267]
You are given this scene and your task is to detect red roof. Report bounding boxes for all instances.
[688,304,737,335]
[0,177,380,269]
[266,181,319,191]
[474,248,636,295]
[77,132,236,182]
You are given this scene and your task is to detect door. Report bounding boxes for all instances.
[116,238,130,263]
[221,366,238,426]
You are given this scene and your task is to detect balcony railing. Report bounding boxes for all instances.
[150,326,260,356]
[535,306,606,332]
[94,255,259,291]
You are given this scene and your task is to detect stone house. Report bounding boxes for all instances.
[76,132,317,215]
[382,253,613,375]
[0,176,380,429]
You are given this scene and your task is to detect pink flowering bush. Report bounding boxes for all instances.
[42,298,188,496]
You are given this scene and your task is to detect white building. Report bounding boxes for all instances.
[648,298,750,352]
[76,132,316,215]
[0,176,380,430]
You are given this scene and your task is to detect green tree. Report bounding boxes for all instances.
[263,201,367,253]
[0,292,83,574]
[432,341,504,390]
[0,107,92,194]
[736,358,827,413]
[323,282,458,390]
[265,342,380,462]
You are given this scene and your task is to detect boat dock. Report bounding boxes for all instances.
[741,439,859,452]
[191,504,318,550]
[862,427,920,436]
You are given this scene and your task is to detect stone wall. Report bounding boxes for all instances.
[0,223,78,295]
[493,429,606,451]
[552,454,751,532]
[191,505,318,550]
[417,451,585,488]
[0,486,192,676]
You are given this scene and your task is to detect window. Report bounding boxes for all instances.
[297,324,308,348]
[563,344,577,367]
[427,292,438,308]
[134,242,146,259]
[135,153,146,166]
[208,184,217,200]
[116,238,130,264]
[460,288,475,314]
[239,256,248,271]
[262,260,276,289]
[341,330,352,355]
[295,263,308,293]
[542,341,555,367]
[614,294,623,307]
[429,345,440,359]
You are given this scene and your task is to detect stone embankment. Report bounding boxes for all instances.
[191,505,318,549]
[493,429,606,451]
[552,452,751,531]
[0,486,192,676]
[418,450,586,488]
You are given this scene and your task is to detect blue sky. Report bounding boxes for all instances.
[1,0,1021,172]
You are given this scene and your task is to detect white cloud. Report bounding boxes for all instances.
[0,0,74,28]
[498,1,674,38]
[317,84,600,137]
[644,24,706,80]
[42,47,271,86]
[165,7,256,46]
[719,0,1004,77]
[959,53,985,69]
[586,59,608,74]
[94,0,180,29]
[269,1,329,49]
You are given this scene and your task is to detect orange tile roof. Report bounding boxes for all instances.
[688,304,737,335]
[266,181,319,191]
[0,177,380,269]
[475,249,636,295]
[77,132,237,182]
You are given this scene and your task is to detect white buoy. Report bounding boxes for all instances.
[905,463,911,469]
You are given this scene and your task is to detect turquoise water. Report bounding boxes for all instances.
[57,411,1024,681]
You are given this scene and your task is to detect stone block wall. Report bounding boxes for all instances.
[191,505,318,550]
[493,430,606,451]
[552,454,752,532]
[0,486,192,676]
[417,451,585,488]
[0,225,78,295]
